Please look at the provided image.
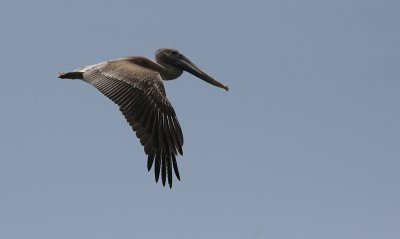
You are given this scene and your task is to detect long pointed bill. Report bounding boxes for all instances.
[178,56,229,91]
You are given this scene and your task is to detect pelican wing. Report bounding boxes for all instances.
[82,57,184,188]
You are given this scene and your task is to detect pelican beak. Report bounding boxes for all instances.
[178,56,229,91]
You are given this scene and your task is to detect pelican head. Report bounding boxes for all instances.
[155,48,229,91]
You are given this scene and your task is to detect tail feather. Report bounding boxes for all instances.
[58,71,83,79]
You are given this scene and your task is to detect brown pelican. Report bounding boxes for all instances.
[58,48,228,188]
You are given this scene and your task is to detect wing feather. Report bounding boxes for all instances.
[82,58,183,187]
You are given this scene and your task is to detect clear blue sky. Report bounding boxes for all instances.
[1,0,399,238]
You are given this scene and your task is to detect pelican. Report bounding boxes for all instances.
[58,48,228,188]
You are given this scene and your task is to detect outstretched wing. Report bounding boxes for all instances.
[81,57,184,188]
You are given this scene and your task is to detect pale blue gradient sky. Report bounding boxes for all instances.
[0,0,399,238]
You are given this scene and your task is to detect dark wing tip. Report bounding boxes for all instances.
[83,66,184,188]
[172,155,180,181]
[147,154,155,171]
[167,155,173,188]
[148,151,180,187]
[154,153,161,183]
[161,155,167,186]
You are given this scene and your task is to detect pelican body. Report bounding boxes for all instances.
[58,48,228,188]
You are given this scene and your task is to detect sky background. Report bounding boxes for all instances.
[0,0,399,238]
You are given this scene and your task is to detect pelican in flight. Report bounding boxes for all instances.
[58,48,228,188]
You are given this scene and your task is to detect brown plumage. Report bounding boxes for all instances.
[58,48,228,188]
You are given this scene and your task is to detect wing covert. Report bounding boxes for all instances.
[82,59,184,187]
